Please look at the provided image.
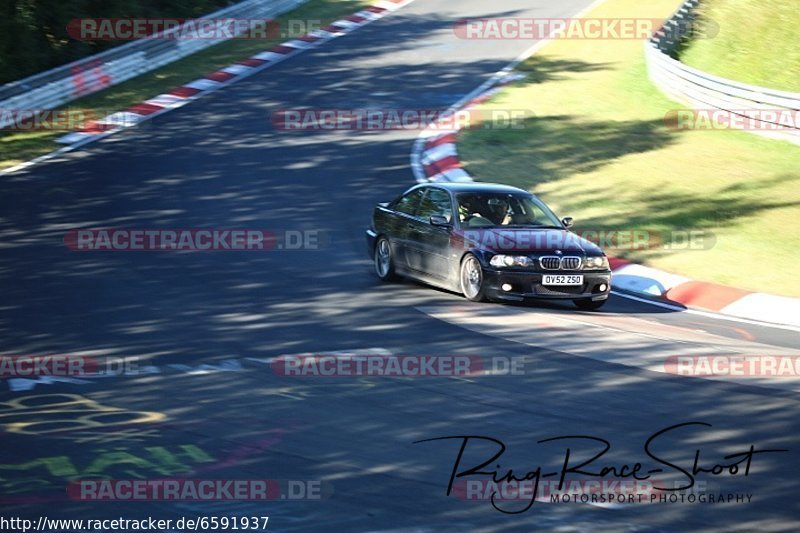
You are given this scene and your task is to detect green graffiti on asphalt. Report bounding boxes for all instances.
[0,444,214,495]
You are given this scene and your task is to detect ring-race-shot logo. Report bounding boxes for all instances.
[454,478,715,505]
[64,229,327,251]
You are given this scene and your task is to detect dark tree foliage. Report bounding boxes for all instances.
[0,0,237,84]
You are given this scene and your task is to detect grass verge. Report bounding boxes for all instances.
[679,0,800,93]
[0,0,369,172]
[458,0,800,296]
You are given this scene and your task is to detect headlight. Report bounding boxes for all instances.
[583,256,610,270]
[490,255,533,268]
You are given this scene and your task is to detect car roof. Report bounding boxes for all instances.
[413,182,530,195]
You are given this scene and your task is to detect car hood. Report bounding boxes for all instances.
[456,227,604,255]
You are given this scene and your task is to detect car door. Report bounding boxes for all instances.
[388,187,426,269]
[406,187,454,280]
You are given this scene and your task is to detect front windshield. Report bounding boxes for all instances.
[455,192,562,229]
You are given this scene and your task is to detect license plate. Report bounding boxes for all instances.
[542,274,584,286]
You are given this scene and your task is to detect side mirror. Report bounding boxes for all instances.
[430,215,451,227]
[561,217,574,228]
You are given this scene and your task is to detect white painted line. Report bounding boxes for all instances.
[184,78,222,91]
[144,94,188,108]
[375,0,403,10]
[246,348,394,365]
[221,64,253,76]
[252,51,285,61]
[331,19,361,29]
[282,39,312,49]
[99,112,145,127]
[356,10,382,20]
[56,132,97,145]
[419,304,800,392]
[612,291,800,333]
[419,128,459,141]
[310,29,340,39]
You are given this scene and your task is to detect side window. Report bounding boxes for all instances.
[417,188,453,223]
[394,188,425,216]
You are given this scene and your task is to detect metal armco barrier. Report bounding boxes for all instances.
[646,0,800,144]
[0,0,307,128]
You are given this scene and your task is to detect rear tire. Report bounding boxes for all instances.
[574,298,607,311]
[460,254,487,302]
[374,237,397,281]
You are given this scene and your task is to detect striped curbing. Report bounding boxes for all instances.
[409,75,800,329]
[56,0,415,146]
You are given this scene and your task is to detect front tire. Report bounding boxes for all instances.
[574,298,607,311]
[374,237,397,281]
[460,254,487,302]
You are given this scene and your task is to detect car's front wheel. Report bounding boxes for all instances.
[573,298,607,311]
[460,254,486,302]
[374,237,397,281]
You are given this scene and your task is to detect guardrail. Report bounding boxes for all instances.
[646,0,800,144]
[0,0,307,128]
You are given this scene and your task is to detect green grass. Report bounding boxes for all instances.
[680,0,800,93]
[458,0,800,296]
[0,0,369,171]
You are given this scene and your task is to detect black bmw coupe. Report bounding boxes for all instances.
[366,182,612,309]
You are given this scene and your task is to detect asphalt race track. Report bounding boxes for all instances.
[0,0,798,530]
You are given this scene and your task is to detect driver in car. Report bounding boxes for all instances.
[486,197,512,225]
[460,196,513,227]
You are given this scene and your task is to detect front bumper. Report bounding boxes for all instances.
[483,268,611,302]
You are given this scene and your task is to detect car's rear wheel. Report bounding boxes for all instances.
[574,298,607,311]
[374,237,397,281]
[460,254,486,302]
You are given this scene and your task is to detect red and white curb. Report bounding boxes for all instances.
[0,0,415,175]
[609,257,800,328]
[411,72,524,183]
[57,0,412,146]
[409,58,800,330]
